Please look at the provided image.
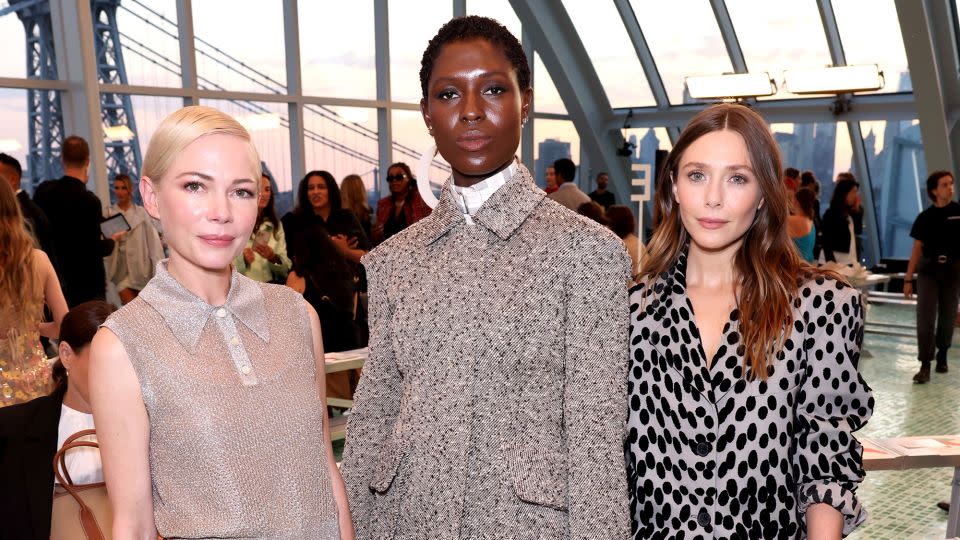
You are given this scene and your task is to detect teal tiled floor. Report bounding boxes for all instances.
[850,303,960,539]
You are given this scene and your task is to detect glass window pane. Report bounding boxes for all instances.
[391,109,451,190]
[832,0,911,93]
[630,0,732,104]
[534,53,566,115]
[0,0,55,80]
[861,119,927,259]
[300,1,376,99]
[193,1,287,94]
[108,0,182,87]
[467,0,520,38]
[561,0,655,108]
[534,119,580,189]
[622,127,673,234]
[725,0,834,99]
[304,105,380,191]
[199,99,292,212]
[0,88,64,192]
[389,0,451,104]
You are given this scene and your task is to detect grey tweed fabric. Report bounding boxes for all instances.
[341,164,631,539]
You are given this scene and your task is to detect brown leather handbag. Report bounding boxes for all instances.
[50,428,113,540]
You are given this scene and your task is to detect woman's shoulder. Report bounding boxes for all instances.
[797,274,860,308]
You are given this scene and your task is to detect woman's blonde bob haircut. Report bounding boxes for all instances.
[142,106,261,184]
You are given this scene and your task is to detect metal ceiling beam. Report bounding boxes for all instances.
[606,92,917,130]
[283,0,306,191]
[709,0,747,74]
[509,0,632,205]
[818,0,881,265]
[895,0,959,177]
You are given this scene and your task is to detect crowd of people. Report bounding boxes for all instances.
[0,12,956,540]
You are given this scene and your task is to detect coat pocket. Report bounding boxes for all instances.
[369,435,405,494]
[505,442,569,512]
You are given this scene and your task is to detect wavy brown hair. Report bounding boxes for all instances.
[638,104,835,380]
[0,179,41,330]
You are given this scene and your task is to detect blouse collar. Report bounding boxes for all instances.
[138,259,270,351]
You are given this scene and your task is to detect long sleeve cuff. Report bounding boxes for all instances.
[798,479,867,537]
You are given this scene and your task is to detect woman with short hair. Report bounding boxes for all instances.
[105,173,165,304]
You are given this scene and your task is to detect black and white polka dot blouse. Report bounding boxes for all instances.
[626,252,874,539]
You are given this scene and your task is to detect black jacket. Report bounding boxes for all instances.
[820,205,863,262]
[33,176,114,306]
[16,190,56,261]
[0,387,66,540]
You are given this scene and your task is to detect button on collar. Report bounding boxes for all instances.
[216,308,227,318]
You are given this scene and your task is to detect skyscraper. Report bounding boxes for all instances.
[535,138,571,189]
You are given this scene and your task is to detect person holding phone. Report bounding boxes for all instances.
[234,173,291,284]
[104,173,165,304]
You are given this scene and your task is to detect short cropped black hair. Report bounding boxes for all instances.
[784,167,799,179]
[553,158,576,183]
[926,170,953,201]
[420,15,531,100]
[0,153,22,179]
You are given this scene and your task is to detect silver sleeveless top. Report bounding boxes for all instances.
[103,261,339,539]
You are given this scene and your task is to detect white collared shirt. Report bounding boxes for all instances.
[452,162,518,224]
[55,404,102,485]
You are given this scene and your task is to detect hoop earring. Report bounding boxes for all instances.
[521,117,528,127]
[415,143,441,209]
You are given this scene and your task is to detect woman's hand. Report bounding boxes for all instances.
[903,281,914,299]
[330,234,358,255]
[243,247,255,265]
[253,243,276,262]
[286,271,306,294]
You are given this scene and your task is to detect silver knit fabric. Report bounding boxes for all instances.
[103,261,339,540]
[341,164,632,539]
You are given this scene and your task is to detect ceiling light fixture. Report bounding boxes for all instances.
[783,65,884,95]
[685,72,777,100]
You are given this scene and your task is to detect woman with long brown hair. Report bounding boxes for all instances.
[0,179,68,405]
[626,104,873,538]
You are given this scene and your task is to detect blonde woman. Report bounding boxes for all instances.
[0,179,68,405]
[340,173,373,241]
[89,106,354,539]
[104,173,165,304]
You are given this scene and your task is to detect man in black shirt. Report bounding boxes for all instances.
[588,171,616,210]
[33,136,120,307]
[0,153,55,259]
[905,170,960,382]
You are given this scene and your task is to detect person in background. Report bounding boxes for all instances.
[341,173,373,241]
[589,171,616,210]
[0,300,114,540]
[577,200,608,227]
[783,166,800,194]
[548,157,590,211]
[34,135,123,306]
[373,162,431,243]
[820,177,862,265]
[234,173,291,284]
[800,170,823,259]
[544,164,558,194]
[0,179,68,406]
[104,173,165,304]
[0,152,54,258]
[904,170,960,383]
[627,103,873,538]
[88,106,352,539]
[789,187,817,263]
[606,204,642,279]
[342,16,630,539]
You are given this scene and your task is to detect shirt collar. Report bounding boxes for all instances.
[138,259,271,351]
[421,163,545,245]
[451,161,517,216]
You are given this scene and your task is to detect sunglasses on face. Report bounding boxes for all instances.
[387,174,408,182]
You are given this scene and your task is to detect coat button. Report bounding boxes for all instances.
[216,308,227,318]
[697,509,710,527]
[240,365,252,375]
[696,442,711,457]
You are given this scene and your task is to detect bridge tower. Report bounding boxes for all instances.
[14,0,142,194]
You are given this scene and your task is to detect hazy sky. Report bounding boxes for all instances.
[0,0,912,191]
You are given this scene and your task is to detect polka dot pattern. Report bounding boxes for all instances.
[626,252,875,539]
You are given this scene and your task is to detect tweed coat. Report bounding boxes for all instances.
[341,164,631,539]
[625,252,874,539]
